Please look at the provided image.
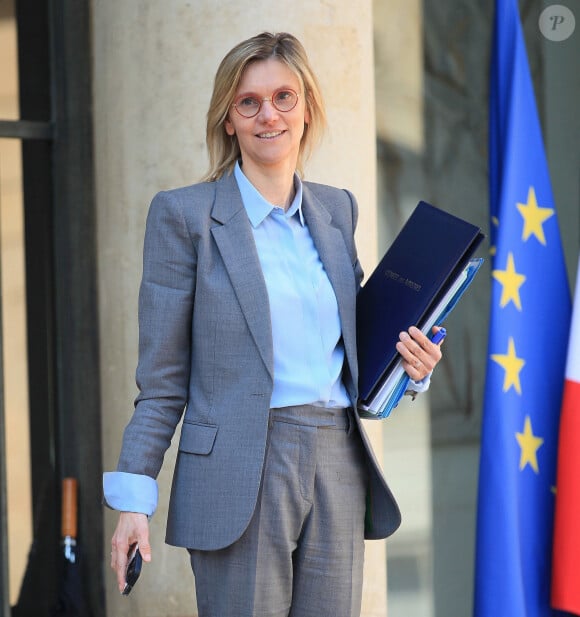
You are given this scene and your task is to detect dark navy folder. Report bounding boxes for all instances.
[357,201,484,406]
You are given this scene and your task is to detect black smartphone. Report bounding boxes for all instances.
[121,544,142,596]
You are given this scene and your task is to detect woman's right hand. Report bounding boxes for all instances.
[110,511,152,593]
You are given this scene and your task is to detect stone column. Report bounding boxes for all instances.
[93,2,385,615]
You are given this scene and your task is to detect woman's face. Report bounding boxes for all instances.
[224,58,310,176]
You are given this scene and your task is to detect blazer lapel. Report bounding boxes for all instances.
[301,185,358,389]
[210,174,274,379]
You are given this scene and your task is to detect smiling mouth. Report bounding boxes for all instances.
[256,130,285,139]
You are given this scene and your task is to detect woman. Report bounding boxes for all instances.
[105,32,442,617]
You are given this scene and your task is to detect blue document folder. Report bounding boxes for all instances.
[356,201,484,418]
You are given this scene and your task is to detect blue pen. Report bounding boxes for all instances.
[431,327,447,345]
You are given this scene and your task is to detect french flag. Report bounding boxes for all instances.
[552,255,580,616]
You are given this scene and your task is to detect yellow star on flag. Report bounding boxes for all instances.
[516,186,554,245]
[492,252,526,310]
[491,337,525,394]
[515,415,544,473]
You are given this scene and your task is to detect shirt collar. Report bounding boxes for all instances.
[234,161,304,227]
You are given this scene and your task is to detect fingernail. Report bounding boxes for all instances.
[399,331,410,341]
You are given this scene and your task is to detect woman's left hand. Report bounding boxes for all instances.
[396,325,444,382]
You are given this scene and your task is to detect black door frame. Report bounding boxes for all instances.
[0,1,103,615]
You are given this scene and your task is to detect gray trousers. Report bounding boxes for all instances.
[189,405,369,617]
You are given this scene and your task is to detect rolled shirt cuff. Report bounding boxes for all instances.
[407,373,431,394]
[103,471,158,517]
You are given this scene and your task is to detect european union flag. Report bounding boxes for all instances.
[474,1,571,616]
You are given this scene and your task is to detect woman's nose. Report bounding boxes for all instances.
[258,99,279,121]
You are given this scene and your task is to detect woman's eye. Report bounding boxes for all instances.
[275,90,292,102]
[239,97,259,108]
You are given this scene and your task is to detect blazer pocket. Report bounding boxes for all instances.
[178,421,218,455]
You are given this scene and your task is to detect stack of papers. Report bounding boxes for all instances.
[356,201,485,419]
[358,258,483,418]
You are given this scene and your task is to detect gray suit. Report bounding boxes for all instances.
[117,171,401,551]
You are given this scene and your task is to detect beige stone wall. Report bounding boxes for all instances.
[374,0,423,153]
[0,8,32,606]
[93,2,385,616]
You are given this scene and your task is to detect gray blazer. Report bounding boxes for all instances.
[117,172,401,550]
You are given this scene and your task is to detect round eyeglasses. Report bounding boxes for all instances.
[232,88,300,118]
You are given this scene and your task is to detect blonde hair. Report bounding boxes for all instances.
[202,32,327,181]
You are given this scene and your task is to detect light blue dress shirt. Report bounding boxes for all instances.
[233,162,352,409]
[103,163,429,515]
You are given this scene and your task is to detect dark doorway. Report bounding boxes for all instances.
[0,2,103,615]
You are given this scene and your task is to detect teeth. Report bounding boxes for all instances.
[258,131,283,138]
